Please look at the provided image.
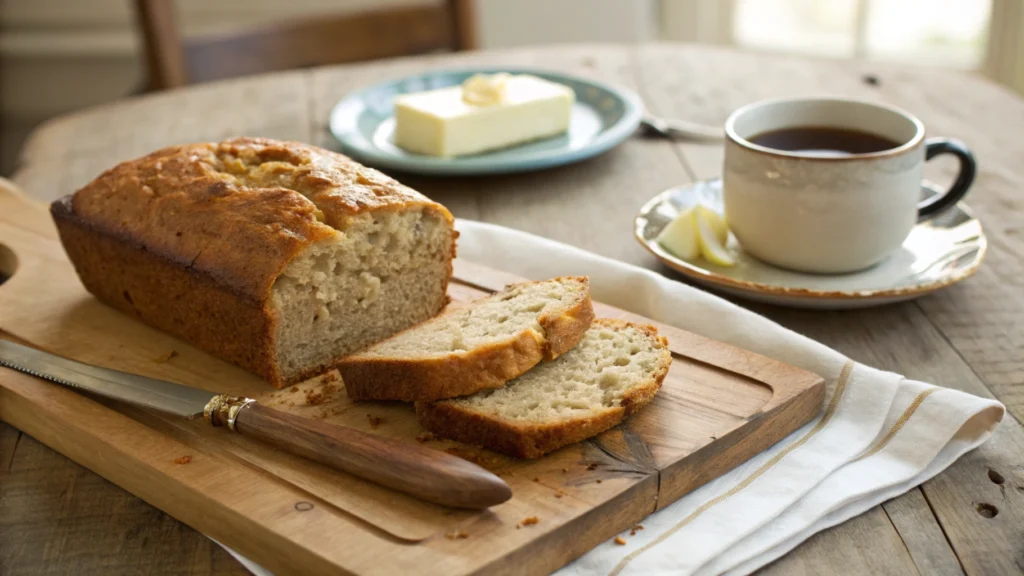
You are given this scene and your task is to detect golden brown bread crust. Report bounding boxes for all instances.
[540,283,597,361]
[340,277,595,402]
[52,198,281,380]
[415,320,671,459]
[67,137,452,301]
[52,137,455,387]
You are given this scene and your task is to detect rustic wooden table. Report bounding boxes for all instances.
[2,44,1022,575]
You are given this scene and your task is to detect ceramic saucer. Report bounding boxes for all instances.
[634,178,986,309]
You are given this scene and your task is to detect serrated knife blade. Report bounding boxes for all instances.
[0,339,215,417]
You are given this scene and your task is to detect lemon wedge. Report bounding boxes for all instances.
[694,205,728,245]
[656,207,699,260]
[696,210,736,267]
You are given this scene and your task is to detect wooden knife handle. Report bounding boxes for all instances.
[204,395,511,509]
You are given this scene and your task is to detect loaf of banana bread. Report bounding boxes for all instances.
[51,137,456,387]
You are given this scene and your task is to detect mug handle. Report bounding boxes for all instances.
[918,138,977,219]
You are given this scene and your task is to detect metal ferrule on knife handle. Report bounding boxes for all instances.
[203,394,256,431]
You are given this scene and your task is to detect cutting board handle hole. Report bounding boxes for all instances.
[0,244,17,286]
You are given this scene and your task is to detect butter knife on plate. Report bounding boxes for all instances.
[0,340,512,509]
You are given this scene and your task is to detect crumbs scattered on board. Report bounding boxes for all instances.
[304,381,339,406]
[630,525,644,536]
[586,462,599,471]
[554,489,565,499]
[444,530,469,540]
[304,388,327,406]
[416,432,437,443]
[153,350,178,363]
[173,455,192,465]
[366,414,383,428]
[320,372,340,384]
[614,537,627,546]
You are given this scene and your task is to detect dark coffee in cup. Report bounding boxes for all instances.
[748,127,900,157]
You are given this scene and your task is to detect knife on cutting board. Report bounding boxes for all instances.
[0,339,512,509]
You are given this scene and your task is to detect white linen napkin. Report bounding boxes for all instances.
[221,220,1004,576]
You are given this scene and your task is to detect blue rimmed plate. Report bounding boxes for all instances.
[328,68,644,176]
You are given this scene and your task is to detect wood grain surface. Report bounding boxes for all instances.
[0,181,822,575]
[4,43,1024,575]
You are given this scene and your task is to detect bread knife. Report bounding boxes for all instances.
[0,339,512,509]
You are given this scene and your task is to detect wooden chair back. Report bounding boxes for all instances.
[134,0,477,90]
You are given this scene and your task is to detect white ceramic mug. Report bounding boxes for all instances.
[723,97,975,274]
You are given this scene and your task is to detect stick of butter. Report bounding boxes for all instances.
[394,73,574,157]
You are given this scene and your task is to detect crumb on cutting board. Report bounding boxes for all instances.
[320,372,339,384]
[630,524,644,536]
[519,516,539,527]
[554,490,565,499]
[586,462,599,471]
[444,530,469,540]
[173,455,192,465]
[153,350,178,363]
[614,537,627,546]
[562,467,569,473]
[366,414,383,428]
[416,432,436,443]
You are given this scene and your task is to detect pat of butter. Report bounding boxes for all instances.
[461,73,511,106]
[394,74,574,157]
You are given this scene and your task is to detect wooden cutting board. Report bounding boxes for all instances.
[0,180,824,576]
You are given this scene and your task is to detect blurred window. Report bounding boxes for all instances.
[732,0,991,69]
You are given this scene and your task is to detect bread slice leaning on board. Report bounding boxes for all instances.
[339,276,595,402]
[51,137,456,388]
[416,318,672,458]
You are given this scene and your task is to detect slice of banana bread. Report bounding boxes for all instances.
[339,277,594,402]
[416,319,671,458]
[52,137,456,387]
